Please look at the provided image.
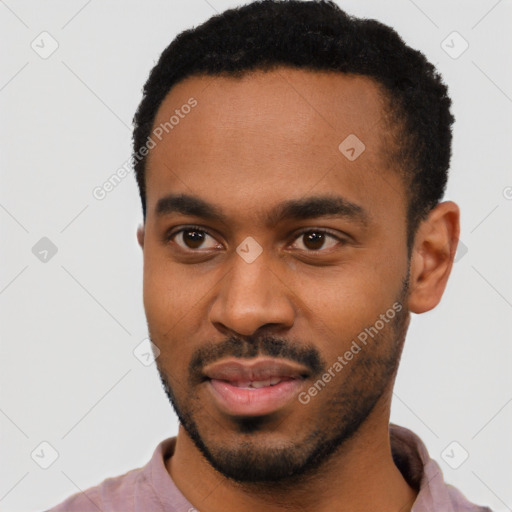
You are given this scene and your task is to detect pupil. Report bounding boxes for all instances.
[184,230,204,249]
[182,231,325,250]
[305,232,324,250]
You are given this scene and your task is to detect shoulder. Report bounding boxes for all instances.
[445,483,494,512]
[45,437,179,512]
[45,465,145,512]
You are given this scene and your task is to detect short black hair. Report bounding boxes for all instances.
[132,0,454,247]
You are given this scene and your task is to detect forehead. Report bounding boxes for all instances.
[149,67,388,149]
[144,67,403,223]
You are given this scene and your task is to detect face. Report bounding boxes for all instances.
[139,68,413,483]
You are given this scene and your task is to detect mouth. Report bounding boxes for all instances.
[203,357,309,417]
[218,376,296,388]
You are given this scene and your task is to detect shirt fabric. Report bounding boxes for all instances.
[46,423,492,512]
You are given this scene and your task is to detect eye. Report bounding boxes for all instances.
[290,229,343,252]
[165,226,345,253]
[167,226,221,251]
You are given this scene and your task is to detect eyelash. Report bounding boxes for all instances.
[164,224,346,253]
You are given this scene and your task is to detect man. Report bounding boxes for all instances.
[47,1,493,511]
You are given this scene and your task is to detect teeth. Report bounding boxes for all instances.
[232,378,283,388]
[250,379,272,388]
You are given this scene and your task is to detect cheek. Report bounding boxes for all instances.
[299,261,405,354]
[142,250,198,333]
[143,260,197,380]
[142,248,223,369]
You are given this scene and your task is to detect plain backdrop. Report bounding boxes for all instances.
[1,1,511,511]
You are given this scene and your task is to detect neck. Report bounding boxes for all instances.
[166,394,418,512]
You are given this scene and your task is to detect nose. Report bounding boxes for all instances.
[209,250,295,337]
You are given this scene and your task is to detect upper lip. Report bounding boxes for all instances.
[203,357,310,382]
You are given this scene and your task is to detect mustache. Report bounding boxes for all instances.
[188,334,326,383]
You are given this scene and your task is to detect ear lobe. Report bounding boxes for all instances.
[137,224,145,249]
[408,201,460,314]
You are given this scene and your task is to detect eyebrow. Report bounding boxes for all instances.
[154,193,369,227]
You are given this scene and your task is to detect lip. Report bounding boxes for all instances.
[203,357,310,382]
[203,357,309,417]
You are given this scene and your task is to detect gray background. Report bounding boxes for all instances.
[1,1,511,511]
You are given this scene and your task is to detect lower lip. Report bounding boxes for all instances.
[207,378,304,417]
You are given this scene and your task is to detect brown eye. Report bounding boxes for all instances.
[181,229,206,249]
[170,228,220,251]
[292,230,341,251]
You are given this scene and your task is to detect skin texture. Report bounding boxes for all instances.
[136,67,460,512]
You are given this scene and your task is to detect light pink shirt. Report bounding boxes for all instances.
[46,423,493,511]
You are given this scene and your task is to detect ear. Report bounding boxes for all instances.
[408,201,460,314]
[137,224,145,249]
